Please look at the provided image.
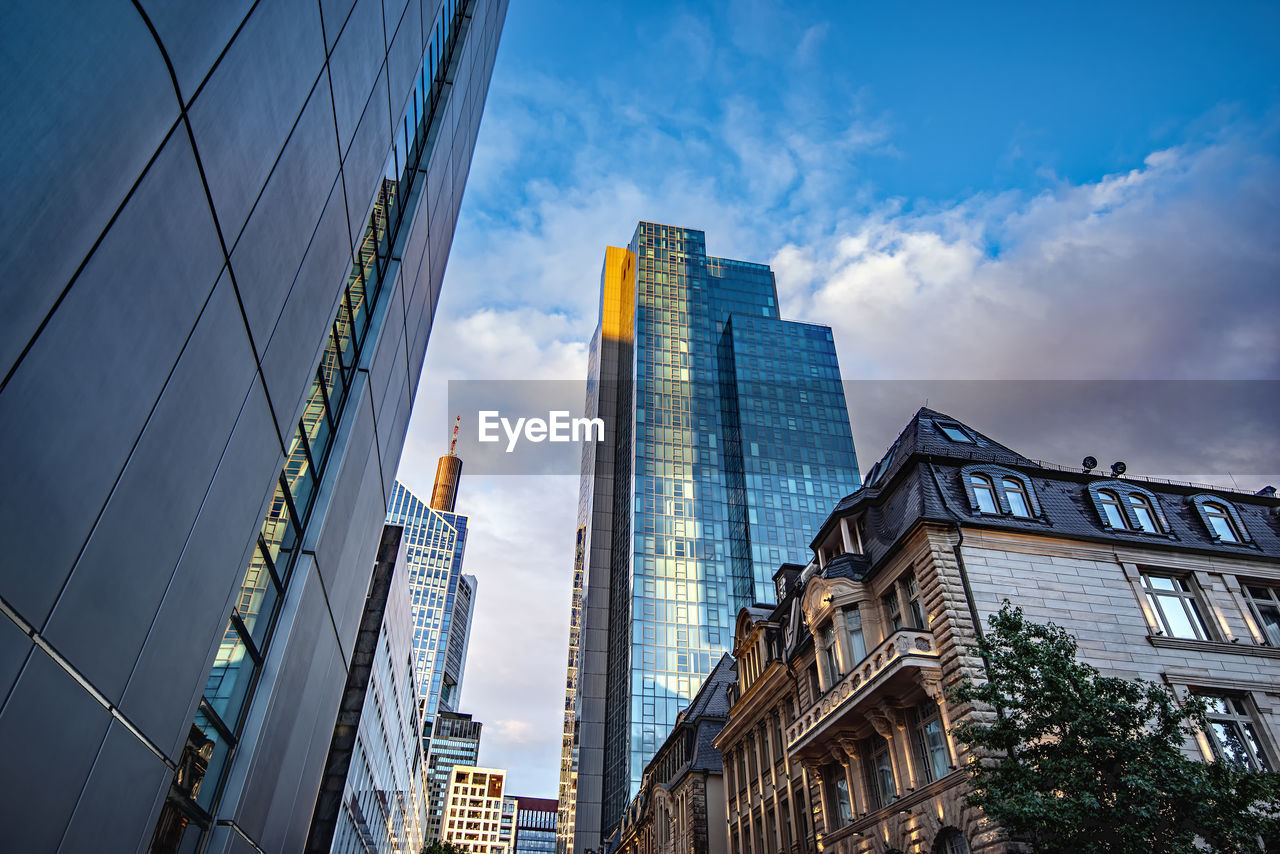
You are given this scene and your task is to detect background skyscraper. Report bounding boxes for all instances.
[386,472,474,737]
[305,525,429,854]
[0,1,507,850]
[557,222,860,851]
[425,710,485,841]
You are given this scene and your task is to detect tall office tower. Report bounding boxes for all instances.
[0,1,507,851]
[305,526,428,854]
[386,474,474,736]
[557,222,860,851]
[425,710,484,840]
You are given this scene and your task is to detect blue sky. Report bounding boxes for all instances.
[396,0,1280,797]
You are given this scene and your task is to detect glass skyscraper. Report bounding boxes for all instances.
[425,710,484,841]
[386,477,474,736]
[557,223,860,852]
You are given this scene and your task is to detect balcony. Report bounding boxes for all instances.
[786,629,940,754]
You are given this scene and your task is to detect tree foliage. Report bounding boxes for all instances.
[421,840,469,854]
[949,602,1280,853]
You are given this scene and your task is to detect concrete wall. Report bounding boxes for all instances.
[0,0,507,850]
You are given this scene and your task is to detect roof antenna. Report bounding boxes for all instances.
[1227,471,1240,490]
[449,415,461,455]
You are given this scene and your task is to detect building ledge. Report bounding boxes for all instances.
[786,630,940,753]
[1148,634,1280,659]
[819,770,968,846]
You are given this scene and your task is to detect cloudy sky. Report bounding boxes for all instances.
[395,0,1280,796]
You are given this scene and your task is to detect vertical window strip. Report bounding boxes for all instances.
[153,0,477,844]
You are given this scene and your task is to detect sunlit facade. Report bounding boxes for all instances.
[443,766,510,854]
[387,480,474,733]
[559,222,860,852]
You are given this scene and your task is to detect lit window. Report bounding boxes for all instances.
[866,735,896,808]
[1140,573,1210,640]
[1097,490,1127,528]
[1002,477,1031,518]
[1201,695,1272,771]
[933,829,971,854]
[844,606,867,663]
[1128,494,1160,533]
[937,422,973,443]
[883,573,923,632]
[823,765,853,827]
[912,701,950,783]
[970,474,998,514]
[882,589,902,632]
[821,624,841,682]
[1202,502,1241,543]
[1242,583,1280,646]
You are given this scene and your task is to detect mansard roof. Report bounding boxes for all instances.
[809,406,1280,572]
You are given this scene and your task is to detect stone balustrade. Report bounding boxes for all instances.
[786,629,939,749]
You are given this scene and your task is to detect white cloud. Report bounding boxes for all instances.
[395,46,1280,796]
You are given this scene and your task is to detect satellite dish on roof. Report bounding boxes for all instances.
[1111,461,1127,477]
[1082,456,1097,473]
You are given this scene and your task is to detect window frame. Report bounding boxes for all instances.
[1240,581,1280,647]
[1140,571,1213,641]
[912,701,951,784]
[1198,693,1274,772]
[1002,476,1032,518]
[969,473,998,514]
[961,464,1042,519]
[1189,494,1251,545]
[1087,481,1169,535]
[935,421,975,443]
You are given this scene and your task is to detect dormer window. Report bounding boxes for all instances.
[937,422,974,443]
[963,465,1042,519]
[1003,477,1031,518]
[1189,496,1250,544]
[1128,494,1160,533]
[970,474,998,513]
[1098,490,1126,528]
[1088,482,1168,534]
[1204,504,1239,541]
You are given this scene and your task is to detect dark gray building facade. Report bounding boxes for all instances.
[0,0,507,851]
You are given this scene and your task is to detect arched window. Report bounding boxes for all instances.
[1203,502,1241,542]
[821,624,841,683]
[1128,493,1160,533]
[932,828,971,854]
[1097,490,1126,528]
[1002,477,1031,517]
[970,474,998,514]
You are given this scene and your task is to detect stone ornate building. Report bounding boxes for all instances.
[715,407,1280,854]
[614,655,735,854]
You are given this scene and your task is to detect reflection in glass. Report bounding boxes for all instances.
[1129,494,1159,533]
[1002,477,1031,517]
[970,474,998,514]
[1141,573,1208,640]
[1203,502,1240,542]
[205,621,255,725]
[1243,584,1280,646]
[1097,490,1126,528]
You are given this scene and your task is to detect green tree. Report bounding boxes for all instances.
[421,840,469,854]
[950,602,1280,853]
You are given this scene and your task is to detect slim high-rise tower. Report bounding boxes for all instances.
[557,223,860,851]
[0,1,507,850]
[386,470,475,735]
